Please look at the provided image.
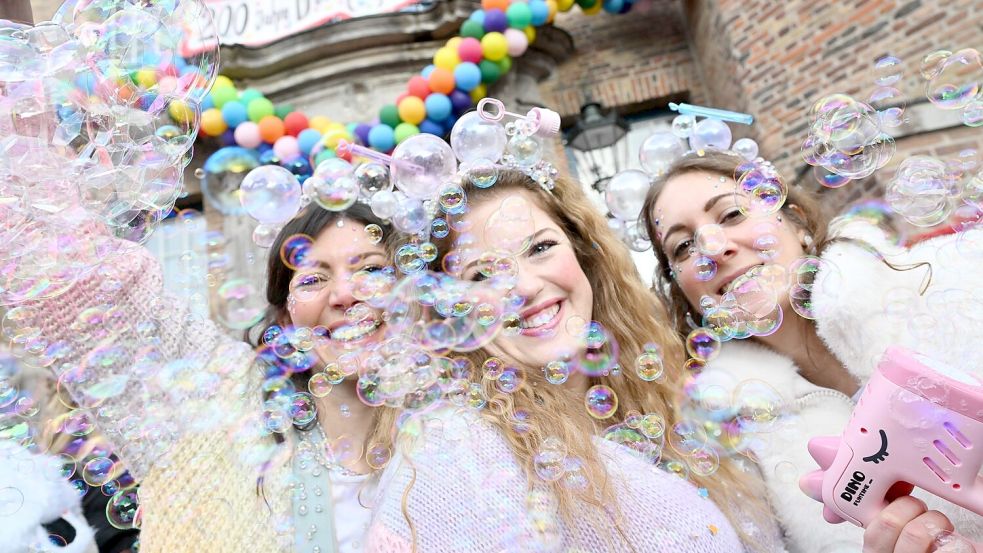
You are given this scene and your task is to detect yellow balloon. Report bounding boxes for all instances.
[557,0,575,11]
[433,47,460,71]
[582,1,602,14]
[168,100,194,124]
[481,32,508,62]
[470,83,487,103]
[524,25,536,43]
[309,116,333,133]
[398,96,426,125]
[201,108,227,136]
[135,68,157,89]
[446,37,463,50]
[214,75,234,89]
[321,128,352,149]
[545,0,558,21]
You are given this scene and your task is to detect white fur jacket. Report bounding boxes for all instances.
[0,440,97,553]
[693,222,983,553]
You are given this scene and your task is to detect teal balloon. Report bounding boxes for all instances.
[379,104,401,128]
[506,2,532,28]
[314,149,337,165]
[274,103,294,120]
[239,88,263,105]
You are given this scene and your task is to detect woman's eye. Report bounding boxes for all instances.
[672,239,693,260]
[530,239,558,256]
[296,274,326,287]
[360,265,383,273]
[469,271,489,283]
[720,209,744,224]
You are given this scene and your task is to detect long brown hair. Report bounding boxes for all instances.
[435,169,773,549]
[640,150,832,335]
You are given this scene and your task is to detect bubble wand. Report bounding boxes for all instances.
[669,102,754,125]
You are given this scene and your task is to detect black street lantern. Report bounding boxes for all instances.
[565,101,631,193]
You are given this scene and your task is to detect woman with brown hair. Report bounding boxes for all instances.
[361,168,785,552]
[640,150,983,552]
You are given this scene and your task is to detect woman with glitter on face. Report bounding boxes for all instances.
[359,168,788,552]
[641,150,983,553]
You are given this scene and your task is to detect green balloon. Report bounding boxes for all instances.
[314,149,336,165]
[247,97,275,122]
[506,3,532,28]
[576,0,598,8]
[394,122,420,144]
[210,85,238,109]
[274,103,294,120]
[479,60,502,84]
[239,88,263,105]
[496,55,512,74]
[460,20,485,39]
[379,104,401,128]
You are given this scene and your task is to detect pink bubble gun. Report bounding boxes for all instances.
[800,346,983,527]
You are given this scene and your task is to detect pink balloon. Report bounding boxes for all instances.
[504,29,528,57]
[234,121,262,148]
[458,37,484,64]
[273,135,300,160]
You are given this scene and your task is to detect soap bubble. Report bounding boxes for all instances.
[732,138,759,161]
[926,48,983,110]
[605,170,652,221]
[450,111,508,164]
[686,327,721,361]
[307,158,358,211]
[240,166,302,225]
[873,55,903,86]
[584,385,618,419]
[353,162,392,199]
[801,94,893,181]
[671,115,696,138]
[391,134,458,200]
[639,132,686,176]
[886,156,953,227]
[689,118,733,151]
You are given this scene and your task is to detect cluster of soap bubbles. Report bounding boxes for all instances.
[1,0,219,305]
[801,93,895,187]
[921,48,983,126]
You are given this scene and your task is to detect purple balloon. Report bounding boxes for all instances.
[450,89,473,114]
[483,8,508,32]
[219,129,236,146]
[355,123,372,145]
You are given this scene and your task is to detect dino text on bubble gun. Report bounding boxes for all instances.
[800,346,983,527]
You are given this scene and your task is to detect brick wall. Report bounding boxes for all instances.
[545,0,982,219]
[540,0,706,119]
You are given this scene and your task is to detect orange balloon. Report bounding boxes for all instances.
[481,0,509,11]
[428,67,456,95]
[258,115,285,143]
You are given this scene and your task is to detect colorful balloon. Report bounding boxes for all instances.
[368,124,396,151]
[394,122,420,144]
[201,108,227,136]
[506,2,533,28]
[247,97,275,123]
[380,104,401,128]
[453,62,483,91]
[284,112,310,136]
[408,75,431,98]
[504,29,529,57]
[433,47,460,70]
[221,100,248,127]
[458,37,484,64]
[428,68,456,95]
[234,121,262,148]
[481,32,509,61]
[258,115,286,143]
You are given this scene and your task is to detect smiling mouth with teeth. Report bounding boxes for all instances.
[329,319,382,343]
[520,302,560,329]
[719,265,763,295]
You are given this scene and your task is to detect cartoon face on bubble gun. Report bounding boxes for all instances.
[799,346,983,527]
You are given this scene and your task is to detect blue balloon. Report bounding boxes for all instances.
[602,0,624,13]
[528,0,549,25]
[221,100,248,128]
[297,128,323,155]
[419,119,444,136]
[424,93,452,121]
[200,94,215,110]
[469,9,485,24]
[421,64,436,79]
[453,62,482,92]
[368,124,396,151]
